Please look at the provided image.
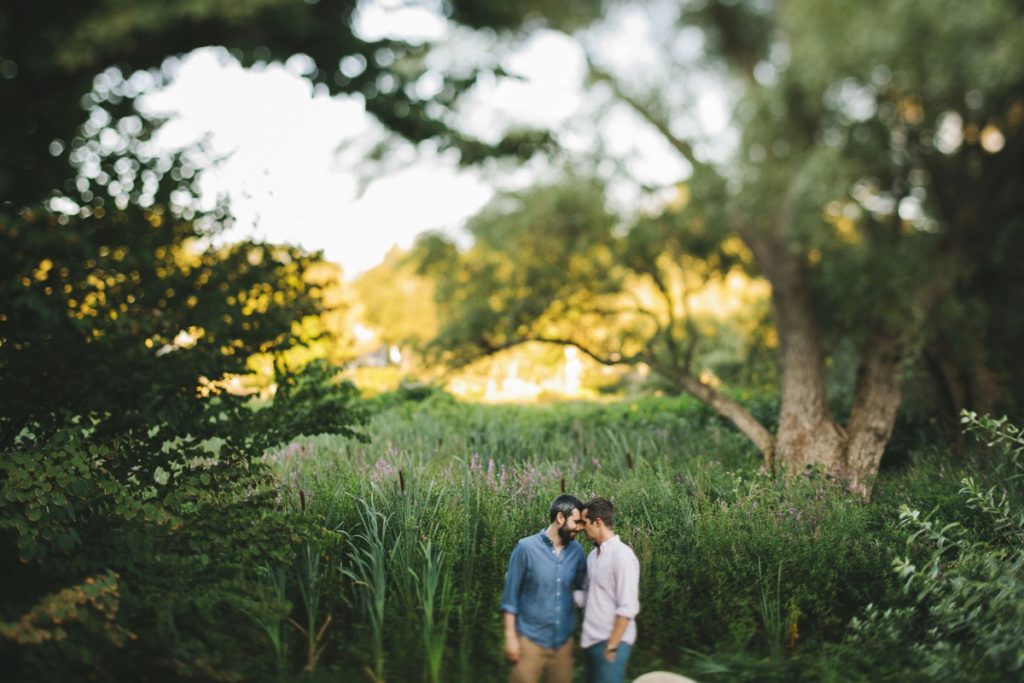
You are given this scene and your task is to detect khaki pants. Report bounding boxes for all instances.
[509,635,574,683]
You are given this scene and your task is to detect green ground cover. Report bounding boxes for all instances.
[3,395,1021,682]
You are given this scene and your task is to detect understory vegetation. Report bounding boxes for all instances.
[4,393,1021,682]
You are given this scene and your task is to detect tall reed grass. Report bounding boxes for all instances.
[247,398,1014,682]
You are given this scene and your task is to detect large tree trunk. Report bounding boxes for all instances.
[746,232,847,474]
[759,241,908,493]
[926,335,1004,422]
[840,332,905,495]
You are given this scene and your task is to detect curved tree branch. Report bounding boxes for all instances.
[677,374,775,466]
[584,53,712,176]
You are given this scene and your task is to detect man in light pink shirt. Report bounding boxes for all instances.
[574,498,640,683]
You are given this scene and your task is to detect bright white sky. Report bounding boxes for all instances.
[138,0,729,278]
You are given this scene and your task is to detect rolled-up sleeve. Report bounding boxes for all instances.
[614,550,640,619]
[500,542,525,614]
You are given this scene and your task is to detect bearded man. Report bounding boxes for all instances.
[500,494,587,683]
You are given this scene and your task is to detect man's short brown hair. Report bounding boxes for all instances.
[583,497,615,528]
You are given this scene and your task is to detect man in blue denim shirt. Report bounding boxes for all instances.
[501,494,587,683]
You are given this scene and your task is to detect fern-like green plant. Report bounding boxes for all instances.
[849,411,1024,681]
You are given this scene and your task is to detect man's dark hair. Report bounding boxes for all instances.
[549,494,582,523]
[583,498,615,528]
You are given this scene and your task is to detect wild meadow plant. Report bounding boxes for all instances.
[260,398,1010,681]
[379,470,465,681]
[248,561,290,676]
[290,542,333,673]
[341,496,391,683]
[411,540,455,683]
[845,412,1024,681]
[14,390,1005,682]
[343,393,759,472]
[456,469,483,683]
[757,558,784,660]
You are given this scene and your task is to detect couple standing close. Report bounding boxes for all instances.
[501,495,640,683]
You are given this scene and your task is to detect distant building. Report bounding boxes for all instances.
[349,344,403,369]
[450,346,589,402]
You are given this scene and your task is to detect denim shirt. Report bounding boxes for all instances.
[500,529,587,649]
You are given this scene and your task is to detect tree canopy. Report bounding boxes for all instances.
[0,0,584,209]
[414,0,1024,492]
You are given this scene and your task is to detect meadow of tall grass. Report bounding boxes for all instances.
[239,393,1024,682]
[9,391,1018,682]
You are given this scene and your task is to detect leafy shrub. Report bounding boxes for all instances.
[0,571,133,683]
[362,381,453,413]
[0,357,368,682]
[845,412,1024,681]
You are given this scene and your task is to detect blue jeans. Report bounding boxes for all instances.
[583,640,633,683]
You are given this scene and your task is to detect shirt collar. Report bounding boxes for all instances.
[596,533,619,554]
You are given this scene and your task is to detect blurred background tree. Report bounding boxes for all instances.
[0,0,577,209]
[0,0,569,676]
[352,245,438,352]
[413,0,1024,492]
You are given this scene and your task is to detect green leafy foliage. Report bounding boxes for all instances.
[3,0,1024,680]
[351,246,439,350]
[0,428,175,564]
[415,177,625,364]
[0,570,129,646]
[0,167,365,536]
[410,0,1024,487]
[413,175,771,393]
[0,92,367,683]
[846,412,1024,681]
[5,391,1017,681]
[0,0,563,209]
[254,360,369,449]
[0,571,133,683]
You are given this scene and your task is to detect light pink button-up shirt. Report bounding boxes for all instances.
[574,534,641,648]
